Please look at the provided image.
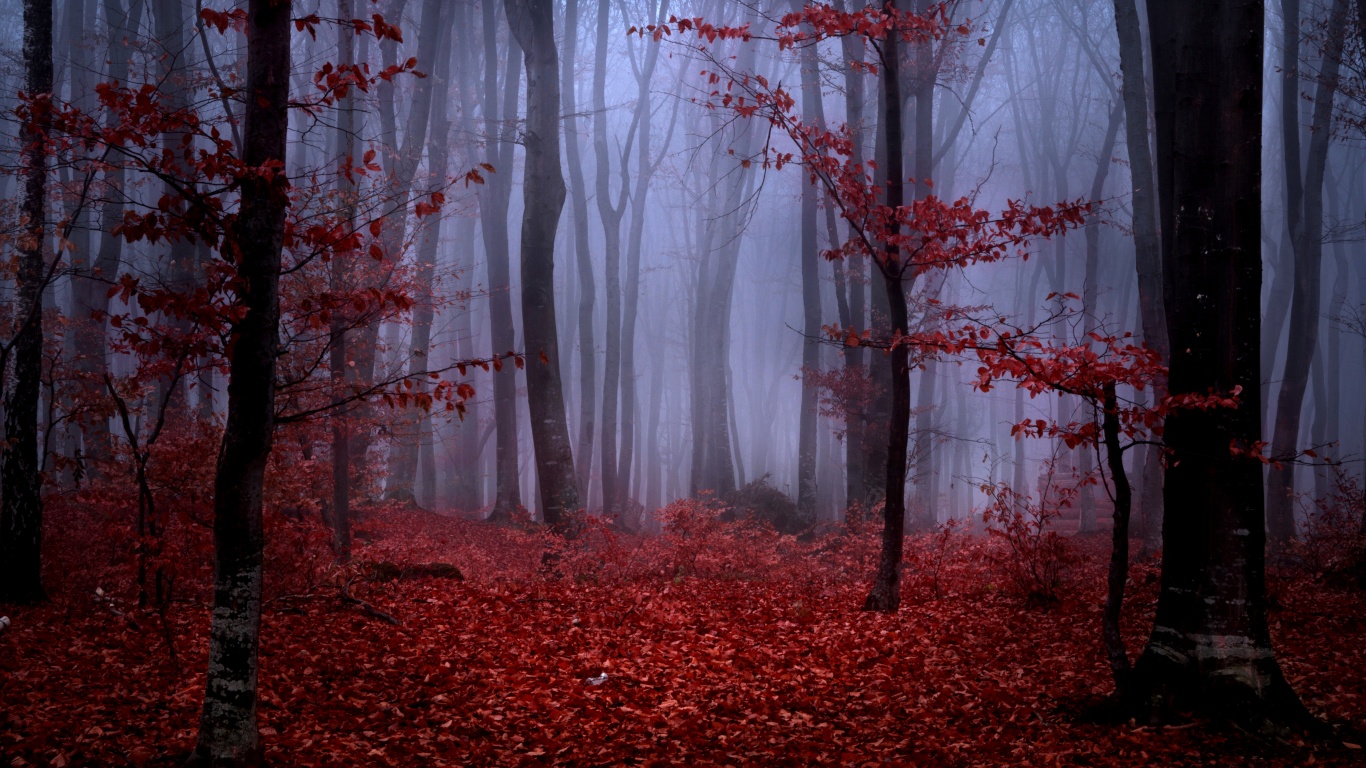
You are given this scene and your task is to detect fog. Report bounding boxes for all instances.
[2,0,1362,538]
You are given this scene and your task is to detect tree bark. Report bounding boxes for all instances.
[327,0,357,560]
[864,15,908,612]
[1130,0,1315,729]
[1101,383,1133,695]
[560,0,597,500]
[0,0,53,606]
[593,0,630,517]
[506,0,580,531]
[481,0,524,519]
[380,0,449,502]
[1079,98,1124,535]
[189,0,289,762]
[793,0,821,528]
[1266,0,1349,542]
[617,0,670,514]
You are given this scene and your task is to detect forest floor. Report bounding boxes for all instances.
[2,504,1364,767]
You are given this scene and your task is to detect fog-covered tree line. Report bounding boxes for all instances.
[0,0,1364,761]
[0,0,1359,537]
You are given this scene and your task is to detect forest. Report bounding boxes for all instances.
[0,0,1365,765]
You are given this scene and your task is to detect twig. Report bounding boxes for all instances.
[340,578,402,625]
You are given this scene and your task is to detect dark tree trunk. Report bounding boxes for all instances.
[506,0,580,531]
[793,0,821,528]
[1078,99,1124,535]
[617,0,670,511]
[861,55,893,511]
[151,0,200,414]
[0,0,53,606]
[836,0,870,517]
[481,0,524,519]
[389,12,454,505]
[71,0,144,468]
[594,0,629,518]
[1130,0,1314,729]
[1266,0,1349,542]
[1112,0,1168,541]
[1101,384,1134,695]
[864,18,908,613]
[448,1,483,512]
[188,0,289,762]
[910,360,937,530]
[326,0,357,560]
[560,0,597,500]
[380,0,449,502]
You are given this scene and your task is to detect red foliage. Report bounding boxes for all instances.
[3,510,1364,766]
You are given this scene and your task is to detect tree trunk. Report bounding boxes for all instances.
[617,1,670,512]
[560,0,597,501]
[380,0,449,502]
[0,0,53,606]
[189,0,289,762]
[481,0,524,519]
[864,20,908,613]
[506,0,580,532]
[593,0,630,517]
[834,0,869,519]
[1079,99,1124,535]
[326,0,357,560]
[793,0,821,528]
[1129,0,1315,729]
[1101,383,1134,695]
[910,360,937,530]
[1105,0,1164,543]
[1266,0,1349,542]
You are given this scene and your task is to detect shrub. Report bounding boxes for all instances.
[980,467,1077,607]
[1295,470,1366,589]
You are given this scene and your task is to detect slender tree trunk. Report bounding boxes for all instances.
[380,0,449,502]
[507,0,580,531]
[793,1,821,527]
[1079,99,1124,535]
[1101,383,1133,695]
[560,0,597,501]
[910,360,937,530]
[594,0,630,518]
[617,0,669,511]
[189,0,289,762]
[1129,0,1315,728]
[326,0,357,560]
[644,329,665,513]
[864,20,908,612]
[72,0,144,468]
[836,0,870,517]
[860,34,897,511]
[482,1,524,519]
[1267,0,1348,541]
[0,0,53,606]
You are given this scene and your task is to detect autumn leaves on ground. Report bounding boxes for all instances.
[2,501,1363,767]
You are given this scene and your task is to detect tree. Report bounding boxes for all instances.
[0,0,54,606]
[643,3,1086,612]
[506,0,581,531]
[189,0,291,762]
[791,0,822,528]
[560,0,598,500]
[1266,0,1351,542]
[1111,0,1168,537]
[479,0,524,520]
[1128,0,1317,728]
